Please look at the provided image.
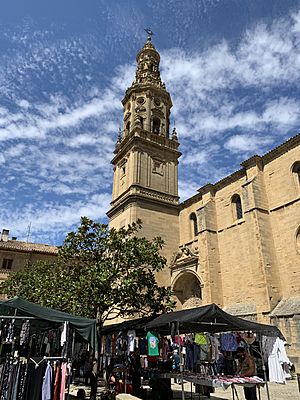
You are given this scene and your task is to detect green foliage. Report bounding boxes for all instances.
[1,217,175,326]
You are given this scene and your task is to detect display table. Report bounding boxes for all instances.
[155,372,265,400]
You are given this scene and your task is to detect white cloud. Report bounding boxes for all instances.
[225,134,273,154]
[0,193,111,243]
[160,10,300,141]
[1,8,300,244]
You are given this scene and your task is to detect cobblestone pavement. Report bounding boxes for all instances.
[172,380,299,399]
[68,379,300,399]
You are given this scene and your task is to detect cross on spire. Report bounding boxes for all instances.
[144,27,154,41]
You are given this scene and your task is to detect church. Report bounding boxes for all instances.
[107,36,300,367]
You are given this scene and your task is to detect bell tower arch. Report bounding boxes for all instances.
[107,35,181,286]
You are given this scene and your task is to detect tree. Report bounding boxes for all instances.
[1,217,174,328]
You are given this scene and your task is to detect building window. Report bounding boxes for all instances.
[120,160,127,177]
[232,194,243,220]
[292,161,300,186]
[2,259,13,270]
[296,227,300,254]
[139,117,144,129]
[190,213,198,237]
[153,117,160,134]
[126,121,131,135]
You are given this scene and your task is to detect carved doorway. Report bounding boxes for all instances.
[172,271,203,310]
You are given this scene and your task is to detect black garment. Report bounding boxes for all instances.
[244,385,257,400]
[90,372,97,400]
[24,360,47,400]
[16,363,27,400]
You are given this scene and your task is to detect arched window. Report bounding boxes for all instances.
[126,121,131,135]
[190,213,198,237]
[296,226,300,254]
[232,194,243,220]
[153,117,160,134]
[292,162,300,185]
[139,117,144,129]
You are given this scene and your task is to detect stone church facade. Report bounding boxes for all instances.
[107,37,300,366]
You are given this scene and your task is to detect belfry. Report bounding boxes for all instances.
[107,35,181,286]
[107,35,300,368]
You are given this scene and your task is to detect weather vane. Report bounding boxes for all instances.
[144,27,154,40]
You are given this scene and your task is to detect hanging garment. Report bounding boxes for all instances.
[53,362,62,400]
[208,334,219,362]
[42,362,52,400]
[105,335,112,355]
[241,332,256,345]
[20,321,30,346]
[261,335,276,363]
[146,332,159,356]
[5,320,15,343]
[268,337,292,383]
[61,323,67,347]
[194,333,208,346]
[174,335,183,346]
[16,362,28,400]
[221,333,238,352]
[185,341,194,370]
[159,337,169,361]
[139,338,147,355]
[11,361,20,400]
[24,360,47,400]
[1,360,14,400]
[127,330,136,354]
[60,362,68,400]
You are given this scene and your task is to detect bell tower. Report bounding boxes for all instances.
[107,35,181,286]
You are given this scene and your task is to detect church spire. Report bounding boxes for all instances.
[131,35,165,90]
[121,35,173,141]
[108,34,181,248]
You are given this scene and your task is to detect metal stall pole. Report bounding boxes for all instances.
[177,322,185,400]
[258,336,271,400]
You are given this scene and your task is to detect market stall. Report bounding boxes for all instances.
[0,296,97,399]
[98,304,288,400]
[145,303,285,400]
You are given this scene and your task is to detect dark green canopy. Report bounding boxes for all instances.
[0,297,97,350]
[146,303,284,339]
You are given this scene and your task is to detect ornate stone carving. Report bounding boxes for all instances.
[170,246,198,270]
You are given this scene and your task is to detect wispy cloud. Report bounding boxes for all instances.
[224,134,273,154]
[1,7,300,242]
[161,11,300,143]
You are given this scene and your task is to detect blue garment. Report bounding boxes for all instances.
[42,362,52,400]
[185,343,194,370]
[193,344,201,365]
[221,333,238,352]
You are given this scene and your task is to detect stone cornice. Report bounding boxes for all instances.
[122,85,172,107]
[107,185,180,219]
[179,133,300,208]
[112,128,181,165]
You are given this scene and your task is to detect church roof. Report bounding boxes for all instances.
[0,240,58,255]
[183,132,300,203]
[224,302,257,317]
[270,297,300,317]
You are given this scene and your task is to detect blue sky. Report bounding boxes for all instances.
[1,0,300,244]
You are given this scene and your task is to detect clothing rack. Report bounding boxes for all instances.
[29,355,72,400]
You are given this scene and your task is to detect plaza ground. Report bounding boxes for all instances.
[69,378,299,399]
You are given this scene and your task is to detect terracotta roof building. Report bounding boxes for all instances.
[0,229,58,293]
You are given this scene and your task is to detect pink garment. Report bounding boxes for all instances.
[175,335,183,345]
[60,362,67,400]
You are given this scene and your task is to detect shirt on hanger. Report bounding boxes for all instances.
[146,331,159,356]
